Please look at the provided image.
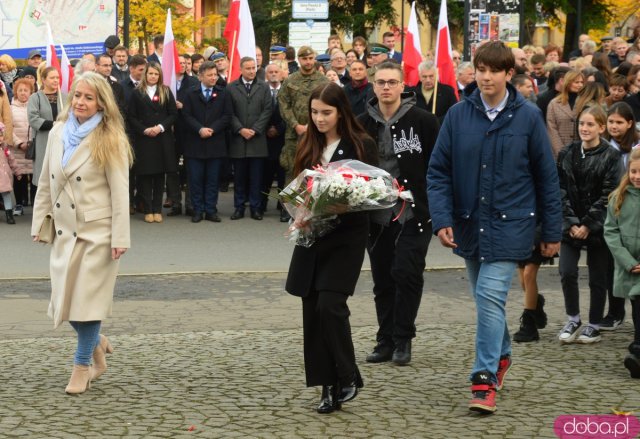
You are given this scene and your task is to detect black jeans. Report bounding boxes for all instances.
[559,241,610,325]
[302,290,358,387]
[138,173,164,214]
[367,218,431,344]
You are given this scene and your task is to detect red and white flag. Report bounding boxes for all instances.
[46,23,73,95]
[161,9,180,98]
[223,0,256,82]
[434,0,459,100]
[403,2,422,86]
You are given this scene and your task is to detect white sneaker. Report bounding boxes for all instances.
[558,321,581,344]
[576,325,602,344]
[13,205,23,216]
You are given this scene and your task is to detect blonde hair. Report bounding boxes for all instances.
[138,62,169,106]
[610,148,640,216]
[0,54,17,71]
[59,72,133,168]
[36,62,48,89]
[557,70,584,105]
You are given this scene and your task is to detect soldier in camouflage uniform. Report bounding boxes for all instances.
[278,46,328,184]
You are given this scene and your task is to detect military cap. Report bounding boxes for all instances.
[316,54,331,63]
[270,45,286,54]
[211,52,227,61]
[297,46,315,57]
[370,44,390,55]
[600,36,613,42]
[203,46,219,61]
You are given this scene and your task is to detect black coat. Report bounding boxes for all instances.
[410,82,458,125]
[286,137,378,297]
[557,140,622,247]
[181,85,232,159]
[343,82,374,118]
[624,92,640,122]
[175,75,200,155]
[127,88,178,175]
[266,90,286,161]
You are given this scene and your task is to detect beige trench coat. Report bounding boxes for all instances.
[31,123,130,328]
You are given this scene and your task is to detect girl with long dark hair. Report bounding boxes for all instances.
[286,82,377,414]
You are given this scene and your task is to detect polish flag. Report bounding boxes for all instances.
[434,0,459,100]
[223,0,256,82]
[403,2,422,86]
[161,9,180,98]
[45,23,73,95]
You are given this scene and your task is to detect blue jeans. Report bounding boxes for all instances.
[465,259,516,383]
[187,158,222,215]
[233,157,265,211]
[69,321,101,366]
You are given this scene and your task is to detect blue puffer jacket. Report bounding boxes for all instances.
[427,82,562,262]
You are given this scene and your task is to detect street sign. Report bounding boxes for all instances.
[292,0,329,19]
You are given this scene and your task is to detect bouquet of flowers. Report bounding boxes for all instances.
[279,159,413,247]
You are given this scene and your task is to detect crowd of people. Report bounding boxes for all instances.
[5,26,640,416]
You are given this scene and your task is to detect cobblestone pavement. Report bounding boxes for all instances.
[0,269,638,438]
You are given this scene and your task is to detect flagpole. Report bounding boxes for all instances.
[432,72,439,115]
[229,30,238,79]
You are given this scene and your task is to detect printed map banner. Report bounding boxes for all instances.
[0,0,117,59]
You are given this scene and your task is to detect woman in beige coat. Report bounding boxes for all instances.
[31,72,132,395]
[546,70,585,159]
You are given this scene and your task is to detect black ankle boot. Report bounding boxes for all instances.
[6,210,15,224]
[338,371,364,403]
[316,385,341,414]
[625,343,640,378]
[513,309,539,342]
[533,294,547,329]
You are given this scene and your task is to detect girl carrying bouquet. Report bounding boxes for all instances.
[285,82,377,414]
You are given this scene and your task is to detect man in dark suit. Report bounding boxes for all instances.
[120,54,148,214]
[95,54,126,114]
[343,60,374,117]
[181,61,232,223]
[330,50,351,85]
[383,31,402,63]
[166,54,201,217]
[147,35,163,64]
[261,62,287,220]
[411,61,458,125]
[111,45,130,83]
[227,57,272,220]
[211,52,229,86]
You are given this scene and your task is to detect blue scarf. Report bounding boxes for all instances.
[62,112,103,167]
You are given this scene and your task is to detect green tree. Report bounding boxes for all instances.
[118,0,223,54]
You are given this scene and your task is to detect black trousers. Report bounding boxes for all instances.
[302,290,358,387]
[367,218,431,344]
[606,251,626,319]
[13,175,33,206]
[559,241,610,324]
[138,173,164,214]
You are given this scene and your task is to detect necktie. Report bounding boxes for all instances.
[204,88,211,101]
[271,88,278,105]
[245,82,251,94]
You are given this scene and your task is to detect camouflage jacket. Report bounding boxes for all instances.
[277,70,328,139]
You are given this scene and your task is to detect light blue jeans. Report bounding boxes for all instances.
[465,260,516,384]
[69,321,101,366]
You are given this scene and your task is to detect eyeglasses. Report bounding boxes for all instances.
[331,56,346,61]
[374,79,401,88]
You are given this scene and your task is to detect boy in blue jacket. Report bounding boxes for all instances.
[427,41,562,414]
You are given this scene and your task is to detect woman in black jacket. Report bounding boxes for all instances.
[127,62,177,223]
[557,105,622,344]
[286,82,377,414]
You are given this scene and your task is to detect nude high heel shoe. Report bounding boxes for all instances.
[91,334,114,380]
[65,365,92,394]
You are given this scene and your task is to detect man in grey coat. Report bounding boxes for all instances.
[227,57,272,220]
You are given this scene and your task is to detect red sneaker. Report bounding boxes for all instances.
[469,372,497,414]
[496,355,512,391]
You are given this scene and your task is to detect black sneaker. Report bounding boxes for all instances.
[558,320,581,344]
[533,294,547,329]
[623,354,640,379]
[513,310,539,342]
[576,325,602,344]
[392,340,411,365]
[599,315,624,331]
